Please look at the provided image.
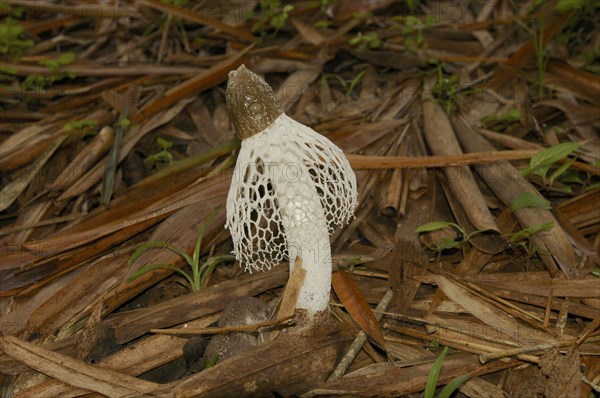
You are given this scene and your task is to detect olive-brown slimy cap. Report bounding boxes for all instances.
[226,65,284,140]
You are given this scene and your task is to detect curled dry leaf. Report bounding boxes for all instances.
[331,270,386,348]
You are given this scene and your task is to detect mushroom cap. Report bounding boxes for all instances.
[226,65,283,140]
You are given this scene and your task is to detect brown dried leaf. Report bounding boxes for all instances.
[0,135,66,212]
[277,257,307,320]
[49,126,115,192]
[331,271,386,348]
[291,19,325,46]
[431,274,556,345]
[0,335,159,397]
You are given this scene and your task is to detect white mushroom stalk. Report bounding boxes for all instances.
[225,65,357,317]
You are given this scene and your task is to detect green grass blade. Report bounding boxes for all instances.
[192,206,223,266]
[424,346,449,398]
[101,106,129,206]
[198,254,236,288]
[549,157,575,186]
[127,263,194,290]
[438,373,471,398]
[415,222,459,234]
[345,68,367,97]
[129,241,193,266]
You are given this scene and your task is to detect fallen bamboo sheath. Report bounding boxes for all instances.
[150,315,294,336]
[451,115,578,278]
[381,129,410,216]
[105,264,289,344]
[0,335,160,397]
[303,351,520,397]
[151,322,354,398]
[15,314,222,397]
[480,335,600,363]
[421,76,500,233]
[346,148,540,169]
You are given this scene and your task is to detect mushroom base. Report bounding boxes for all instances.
[282,308,338,337]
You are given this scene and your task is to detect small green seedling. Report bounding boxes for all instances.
[520,142,581,187]
[531,17,548,99]
[349,31,381,51]
[505,221,554,259]
[64,119,98,133]
[415,221,482,259]
[252,0,294,36]
[510,191,552,212]
[480,109,521,131]
[128,209,236,292]
[145,137,175,168]
[39,52,75,72]
[22,52,76,91]
[0,2,25,18]
[345,69,367,98]
[391,15,426,50]
[424,346,470,398]
[0,18,33,56]
[431,64,459,114]
[310,0,336,27]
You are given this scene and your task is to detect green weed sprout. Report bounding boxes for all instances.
[345,69,367,98]
[145,137,175,168]
[128,209,235,292]
[349,31,381,51]
[480,109,521,131]
[252,0,294,36]
[520,142,581,189]
[505,221,554,258]
[22,52,76,91]
[424,346,470,398]
[64,119,98,134]
[415,221,482,258]
[431,64,459,114]
[391,15,426,50]
[0,18,33,56]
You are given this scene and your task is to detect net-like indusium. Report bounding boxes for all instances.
[226,113,358,273]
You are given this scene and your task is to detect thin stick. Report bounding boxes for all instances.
[479,335,600,363]
[543,289,553,328]
[327,288,393,382]
[347,149,540,170]
[443,273,557,337]
[382,126,409,216]
[150,315,294,336]
[384,323,500,355]
[0,213,84,235]
[375,310,521,348]
[575,315,600,347]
